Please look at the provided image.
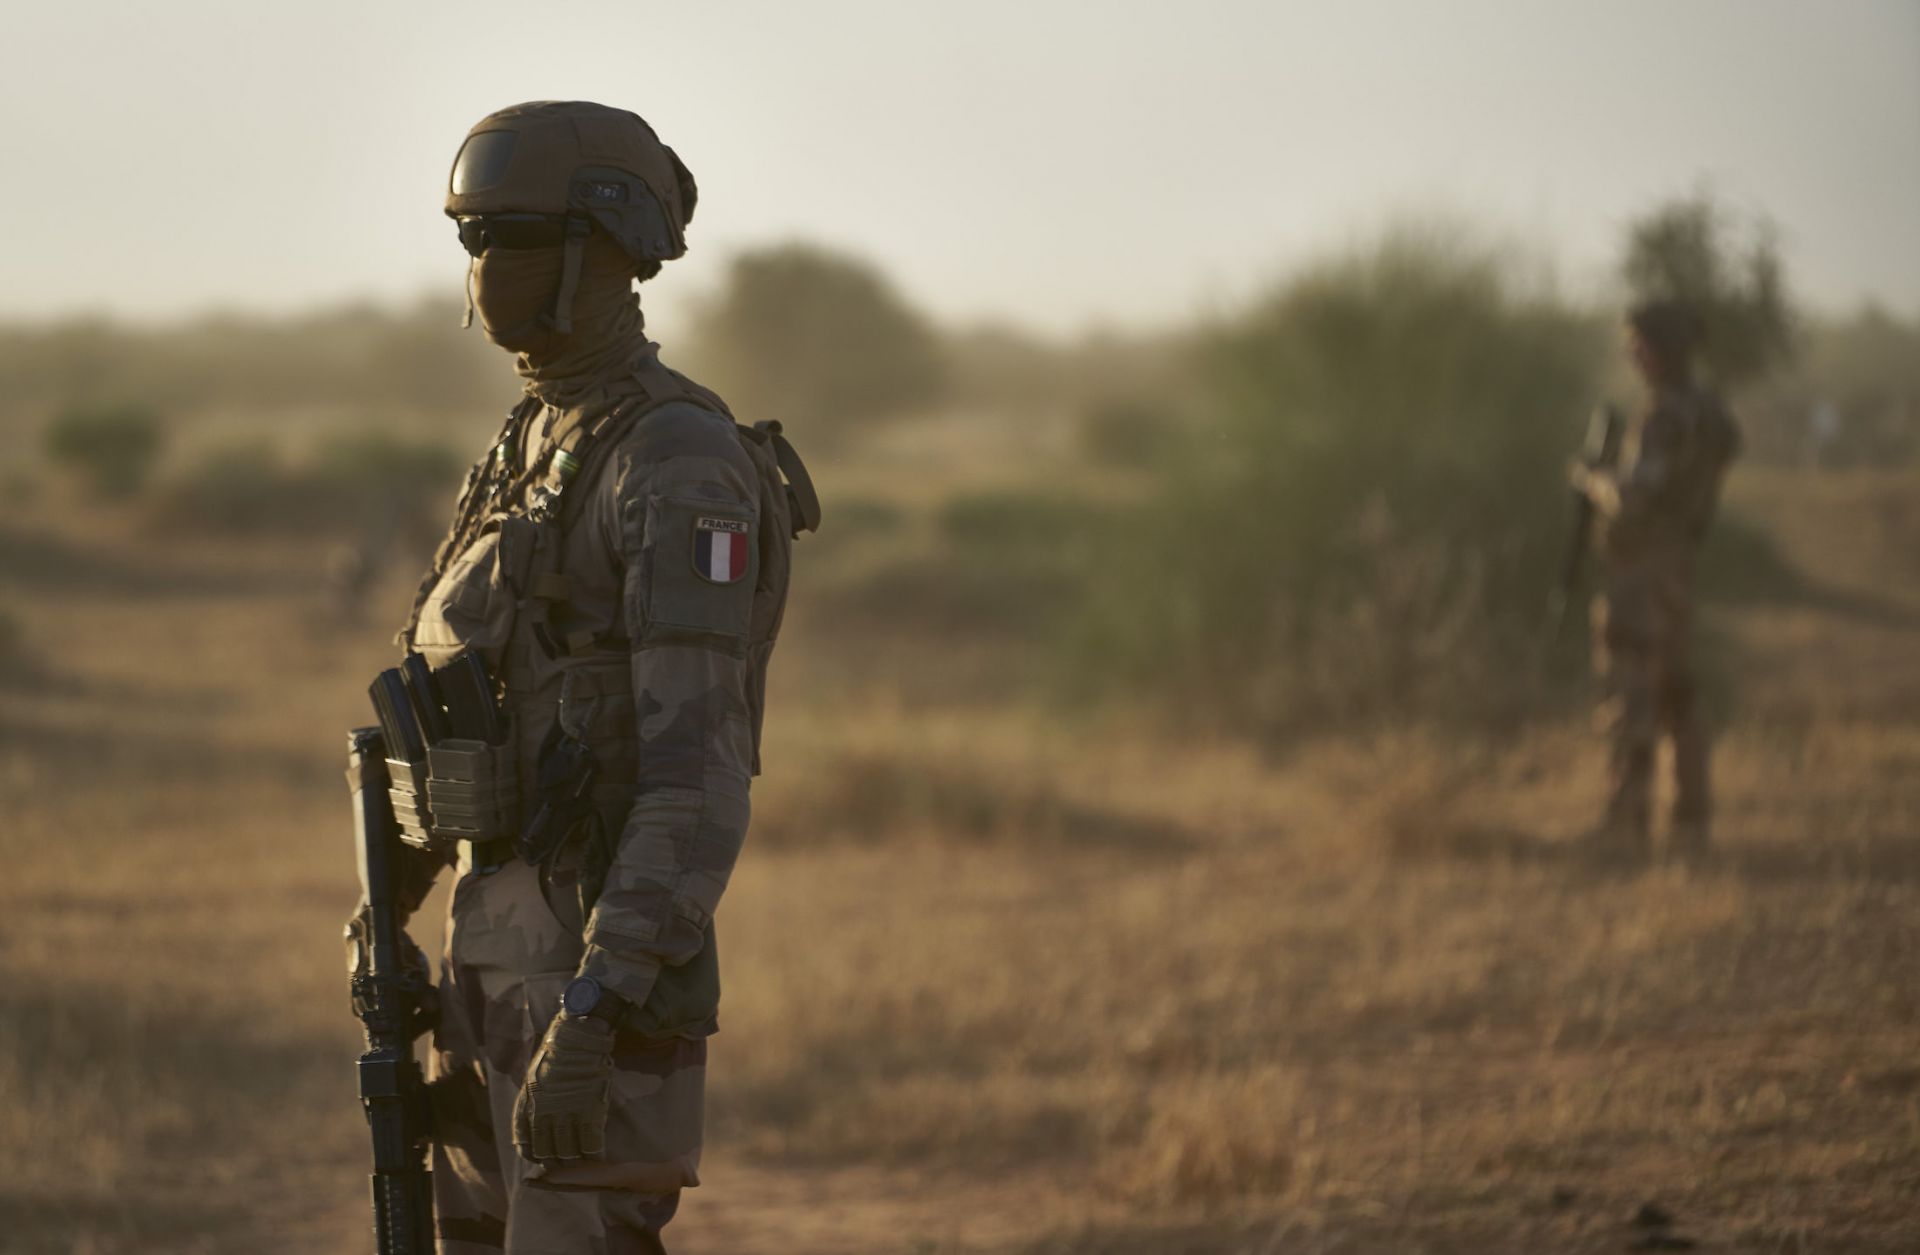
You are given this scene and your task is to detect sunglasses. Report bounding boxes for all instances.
[455,213,572,257]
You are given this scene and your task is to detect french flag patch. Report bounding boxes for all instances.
[693,516,750,584]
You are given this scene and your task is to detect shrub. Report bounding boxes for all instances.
[688,243,945,436]
[43,403,166,499]
[312,430,464,515]
[1079,397,1177,469]
[158,440,300,530]
[155,431,462,534]
[1067,228,1607,733]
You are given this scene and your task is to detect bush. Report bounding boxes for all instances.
[688,243,945,436]
[155,431,463,534]
[1080,397,1177,469]
[1067,228,1607,733]
[313,430,464,514]
[43,403,166,499]
[158,440,301,530]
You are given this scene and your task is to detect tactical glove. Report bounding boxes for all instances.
[342,903,433,983]
[513,1013,616,1160]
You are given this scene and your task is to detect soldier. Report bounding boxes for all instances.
[1570,299,1740,862]
[349,101,817,1254]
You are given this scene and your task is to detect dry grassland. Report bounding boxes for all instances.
[0,449,1915,1253]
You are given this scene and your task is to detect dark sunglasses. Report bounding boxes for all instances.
[455,213,570,257]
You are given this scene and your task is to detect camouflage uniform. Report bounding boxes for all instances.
[385,101,806,1254]
[407,357,792,1253]
[1592,382,1739,848]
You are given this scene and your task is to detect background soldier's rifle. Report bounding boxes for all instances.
[1548,402,1626,640]
[346,725,436,1255]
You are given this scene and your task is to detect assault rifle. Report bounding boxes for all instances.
[346,726,437,1255]
[1548,402,1627,639]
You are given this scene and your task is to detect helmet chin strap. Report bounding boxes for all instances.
[550,214,592,335]
[461,257,476,329]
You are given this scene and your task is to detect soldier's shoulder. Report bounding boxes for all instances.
[620,399,745,463]
[604,400,756,507]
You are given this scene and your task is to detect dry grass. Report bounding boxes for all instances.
[0,458,1916,1253]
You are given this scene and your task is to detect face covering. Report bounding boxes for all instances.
[469,232,651,402]
[471,246,567,355]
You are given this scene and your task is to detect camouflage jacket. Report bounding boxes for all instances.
[408,354,792,1010]
[1603,382,1742,563]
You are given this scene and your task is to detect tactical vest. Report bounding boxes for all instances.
[400,359,819,853]
[1611,386,1741,560]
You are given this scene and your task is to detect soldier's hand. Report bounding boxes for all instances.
[513,1013,616,1161]
[343,904,372,979]
[343,904,432,982]
[1569,463,1622,515]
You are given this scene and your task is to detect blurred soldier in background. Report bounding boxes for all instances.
[1569,300,1741,862]
[352,101,815,1254]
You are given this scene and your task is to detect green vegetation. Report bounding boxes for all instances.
[688,242,946,436]
[0,298,513,433]
[1621,191,1794,386]
[1078,396,1177,469]
[155,430,462,534]
[1067,230,1606,731]
[43,402,167,499]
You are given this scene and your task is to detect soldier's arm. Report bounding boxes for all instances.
[574,407,762,1009]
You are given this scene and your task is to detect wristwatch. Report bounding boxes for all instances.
[561,976,627,1028]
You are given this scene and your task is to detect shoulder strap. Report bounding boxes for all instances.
[398,395,541,647]
[747,420,822,538]
[549,358,739,536]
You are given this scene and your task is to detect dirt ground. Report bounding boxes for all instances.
[1,462,1916,1253]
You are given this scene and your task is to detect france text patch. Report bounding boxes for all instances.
[692,516,750,584]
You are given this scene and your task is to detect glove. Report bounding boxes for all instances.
[342,903,432,981]
[513,1013,617,1160]
[1569,463,1622,516]
[344,903,439,1037]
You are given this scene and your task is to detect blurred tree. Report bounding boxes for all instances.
[1620,192,1794,386]
[1070,227,1608,732]
[688,243,945,434]
[43,402,166,499]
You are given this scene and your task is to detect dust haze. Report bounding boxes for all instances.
[3,5,1920,1254]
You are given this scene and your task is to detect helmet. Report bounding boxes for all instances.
[446,102,696,332]
[446,100,697,267]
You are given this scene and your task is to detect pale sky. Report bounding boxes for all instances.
[3,0,1916,333]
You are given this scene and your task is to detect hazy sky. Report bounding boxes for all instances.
[4,1,1916,332]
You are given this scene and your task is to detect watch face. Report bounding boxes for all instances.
[562,977,601,1018]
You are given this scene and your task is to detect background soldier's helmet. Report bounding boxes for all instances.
[446,101,699,322]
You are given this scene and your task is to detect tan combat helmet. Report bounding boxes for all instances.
[446,101,697,330]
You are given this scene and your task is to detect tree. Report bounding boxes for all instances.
[1069,228,1606,731]
[1620,192,1795,386]
[688,243,945,435]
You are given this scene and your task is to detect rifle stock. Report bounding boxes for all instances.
[347,727,436,1255]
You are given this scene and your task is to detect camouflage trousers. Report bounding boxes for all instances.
[429,850,707,1255]
[1592,555,1710,845]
